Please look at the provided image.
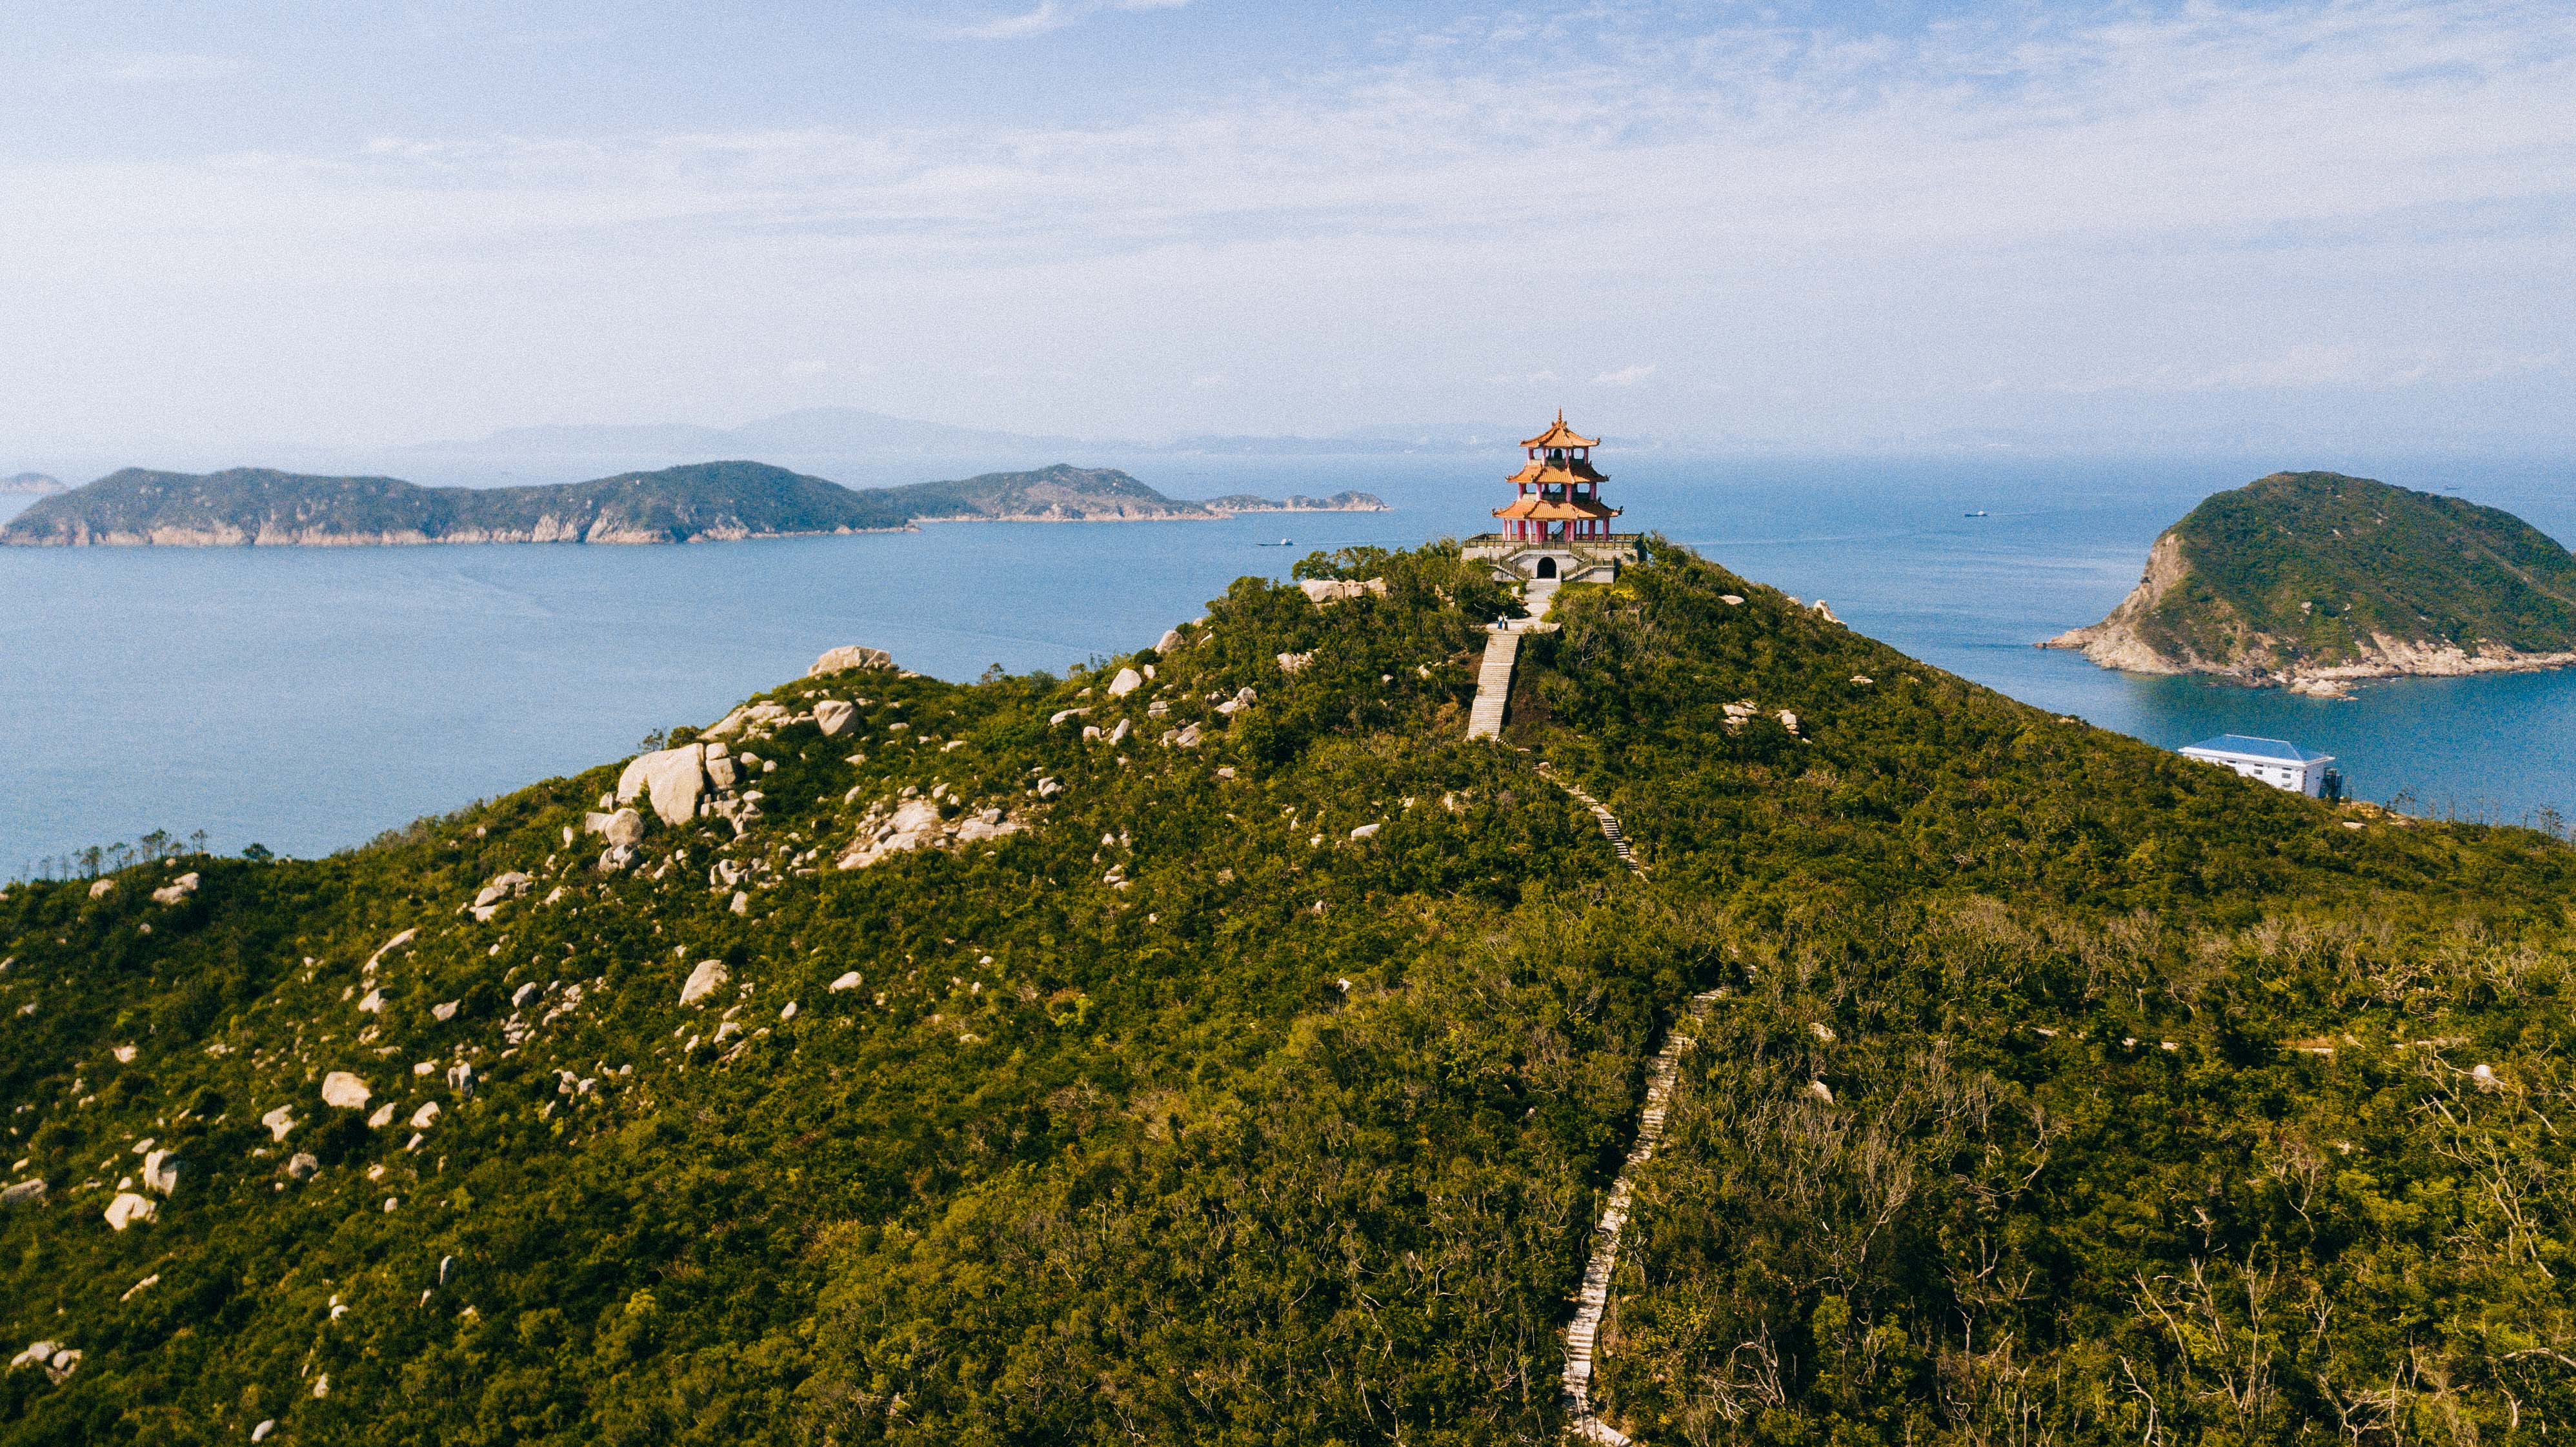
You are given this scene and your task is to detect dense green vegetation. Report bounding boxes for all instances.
[7,539,2576,1446]
[2055,471,2576,678]
[0,461,1352,545]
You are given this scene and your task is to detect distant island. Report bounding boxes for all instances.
[1200,491,1387,514]
[2044,470,2576,694]
[0,461,1386,547]
[1,472,63,494]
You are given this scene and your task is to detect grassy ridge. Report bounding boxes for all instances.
[6,540,2575,1446]
[1514,552,2576,1445]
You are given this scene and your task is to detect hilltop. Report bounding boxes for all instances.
[869,463,1216,522]
[2046,471,2576,693]
[1,474,63,496]
[8,541,2576,1444]
[0,461,1374,547]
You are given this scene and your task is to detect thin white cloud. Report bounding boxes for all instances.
[2,0,2571,447]
[960,0,1191,41]
[90,52,241,84]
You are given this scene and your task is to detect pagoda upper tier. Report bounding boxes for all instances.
[1520,412,1600,450]
[1492,410,1620,541]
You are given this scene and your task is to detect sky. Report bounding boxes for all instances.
[1,0,2571,458]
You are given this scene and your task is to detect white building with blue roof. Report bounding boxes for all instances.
[2179,734,2339,797]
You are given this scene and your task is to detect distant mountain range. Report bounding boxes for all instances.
[2,472,63,494]
[0,461,1385,547]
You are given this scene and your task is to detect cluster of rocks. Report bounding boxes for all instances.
[8,1341,79,1385]
[598,729,798,865]
[149,872,199,906]
[837,788,1026,870]
[1298,577,1386,605]
[808,644,894,678]
[1721,700,1801,737]
[1070,652,1251,754]
[465,871,531,923]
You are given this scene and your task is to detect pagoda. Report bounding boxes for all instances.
[1463,412,1639,587]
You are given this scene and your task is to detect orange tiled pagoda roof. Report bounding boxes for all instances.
[1494,493,1622,523]
[1507,458,1609,487]
[1520,410,1599,450]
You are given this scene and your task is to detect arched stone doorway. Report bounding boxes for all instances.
[1535,556,1558,580]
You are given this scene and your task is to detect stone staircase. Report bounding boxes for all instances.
[1542,768,1641,874]
[1465,631,1521,740]
[1533,764,1713,1442]
[1560,988,1724,1444]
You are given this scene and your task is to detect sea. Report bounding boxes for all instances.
[6,452,2575,874]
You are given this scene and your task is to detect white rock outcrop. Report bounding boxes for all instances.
[1298,577,1387,604]
[321,1072,372,1110]
[829,971,863,992]
[142,1149,179,1197]
[1,1180,46,1206]
[619,745,708,828]
[9,1342,81,1384]
[810,645,895,677]
[287,1153,320,1180]
[472,871,530,911]
[585,808,647,847]
[703,700,789,740]
[838,796,1027,869]
[88,878,115,899]
[1156,627,1183,653]
[680,959,730,1006]
[364,927,419,972]
[814,700,856,736]
[150,872,200,905]
[104,1191,157,1230]
[447,1061,476,1098]
[1107,667,1143,698]
[411,1101,441,1129]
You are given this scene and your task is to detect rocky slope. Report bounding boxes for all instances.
[2045,471,2576,693]
[8,542,2576,1446]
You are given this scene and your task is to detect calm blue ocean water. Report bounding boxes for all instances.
[6,452,2573,872]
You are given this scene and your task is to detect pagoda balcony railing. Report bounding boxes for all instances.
[1463,532,1643,556]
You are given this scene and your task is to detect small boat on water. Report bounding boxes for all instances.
[1256,538,1293,547]
[1964,509,1989,518]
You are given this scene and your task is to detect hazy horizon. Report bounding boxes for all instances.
[5,1,2571,460]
